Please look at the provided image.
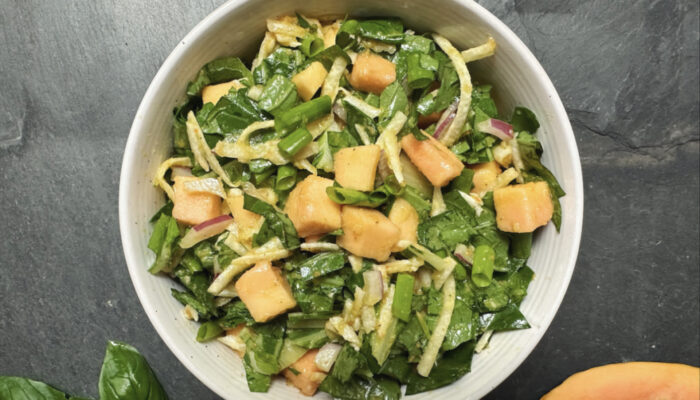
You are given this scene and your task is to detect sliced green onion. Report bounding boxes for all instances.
[196,321,224,342]
[471,244,495,287]
[275,165,297,191]
[278,127,313,158]
[275,95,332,136]
[301,35,325,57]
[392,273,415,322]
[325,184,392,208]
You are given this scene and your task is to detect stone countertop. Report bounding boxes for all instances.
[1,0,698,398]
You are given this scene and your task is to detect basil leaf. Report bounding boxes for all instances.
[404,341,476,395]
[98,341,167,400]
[0,377,72,400]
[258,75,298,116]
[243,194,300,248]
[356,19,405,44]
[296,252,346,281]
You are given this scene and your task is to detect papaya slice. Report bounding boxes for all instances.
[541,362,700,400]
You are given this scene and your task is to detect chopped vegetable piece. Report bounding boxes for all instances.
[417,276,455,376]
[471,244,495,287]
[292,61,328,101]
[283,349,327,396]
[348,51,397,94]
[337,206,401,262]
[275,95,332,137]
[201,80,244,105]
[235,261,297,323]
[401,132,465,187]
[470,161,502,194]
[284,175,342,237]
[388,198,419,251]
[278,127,313,158]
[493,181,553,232]
[392,273,415,322]
[172,176,222,226]
[333,145,381,191]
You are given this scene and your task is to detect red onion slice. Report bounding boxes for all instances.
[476,118,514,141]
[363,270,384,305]
[433,100,459,139]
[180,215,233,249]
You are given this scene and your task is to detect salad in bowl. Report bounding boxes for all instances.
[145,13,564,399]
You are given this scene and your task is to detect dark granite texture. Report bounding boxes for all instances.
[0,0,697,399]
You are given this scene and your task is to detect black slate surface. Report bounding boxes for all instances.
[1,0,698,399]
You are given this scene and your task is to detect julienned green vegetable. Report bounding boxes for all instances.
[0,341,166,400]
[147,12,564,399]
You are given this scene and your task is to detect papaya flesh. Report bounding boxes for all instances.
[541,362,700,400]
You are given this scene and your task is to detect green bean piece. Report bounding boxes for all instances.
[392,273,415,322]
[471,244,496,288]
[275,95,332,136]
[278,127,313,158]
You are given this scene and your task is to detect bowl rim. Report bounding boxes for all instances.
[119,0,584,398]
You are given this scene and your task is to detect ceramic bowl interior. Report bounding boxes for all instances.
[119,0,584,398]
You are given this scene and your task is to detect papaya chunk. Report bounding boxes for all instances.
[201,80,244,105]
[388,198,419,251]
[469,161,502,194]
[171,176,222,226]
[333,145,381,191]
[348,52,396,95]
[283,349,327,396]
[337,206,400,262]
[400,133,464,187]
[234,261,297,323]
[284,175,342,237]
[292,61,328,101]
[541,362,700,400]
[493,181,553,233]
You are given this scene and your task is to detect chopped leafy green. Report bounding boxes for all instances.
[296,251,346,281]
[404,341,476,395]
[187,56,253,97]
[258,74,298,116]
[244,193,300,248]
[320,375,401,400]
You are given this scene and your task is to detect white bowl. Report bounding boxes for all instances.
[119,0,584,398]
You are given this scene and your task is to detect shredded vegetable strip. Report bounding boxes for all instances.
[340,89,382,119]
[321,57,348,102]
[417,276,455,376]
[479,167,519,197]
[214,120,289,165]
[152,157,192,200]
[432,34,473,147]
[431,186,446,216]
[376,111,407,184]
[252,32,276,69]
[186,111,235,186]
[186,111,210,171]
[459,190,484,216]
[461,37,497,63]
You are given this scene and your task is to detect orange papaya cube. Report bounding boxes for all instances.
[171,176,222,226]
[388,198,419,251]
[201,80,244,105]
[348,51,396,95]
[337,206,400,262]
[493,181,553,233]
[333,145,381,191]
[400,133,464,187]
[234,261,297,323]
[292,61,328,101]
[283,349,327,396]
[469,161,502,194]
[541,362,700,400]
[284,175,342,237]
